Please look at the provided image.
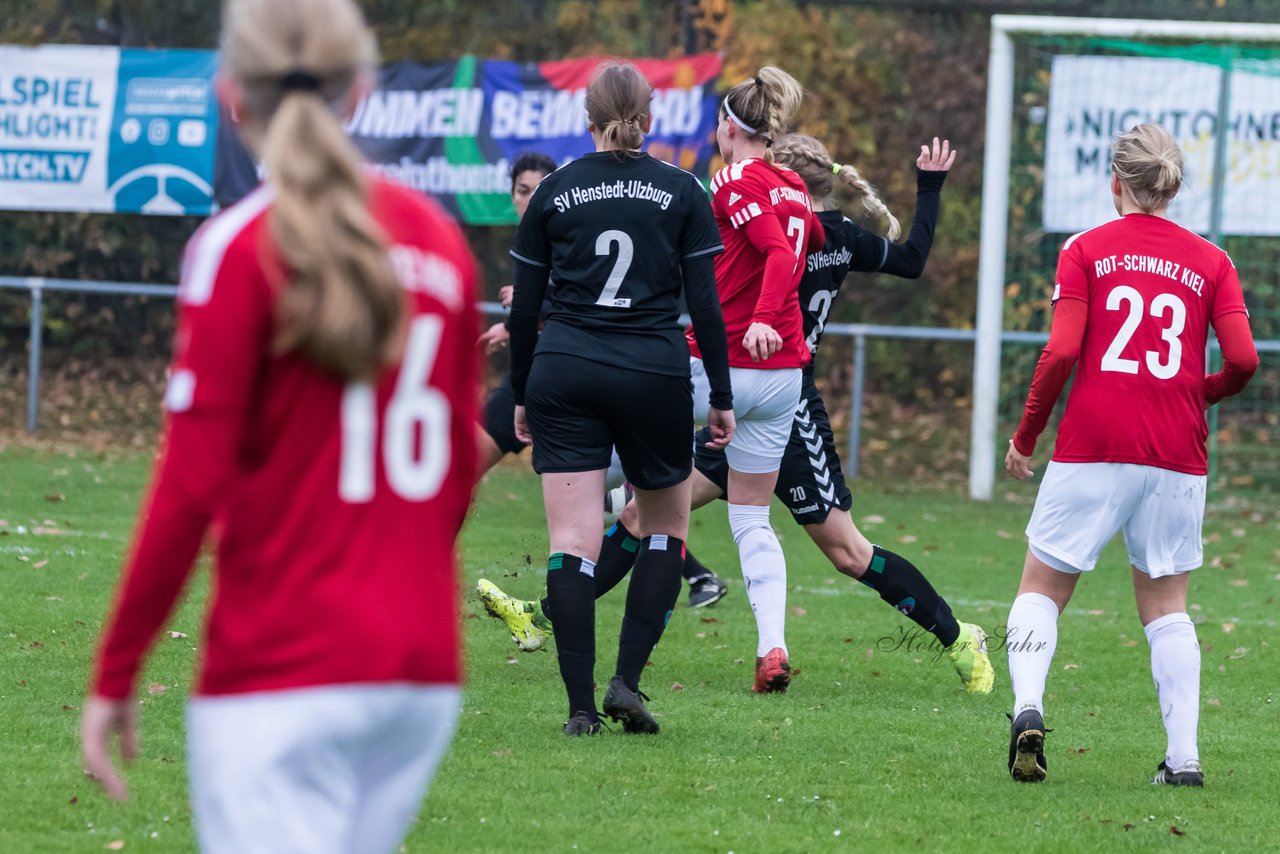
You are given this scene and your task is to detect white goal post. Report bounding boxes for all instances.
[969,14,1280,500]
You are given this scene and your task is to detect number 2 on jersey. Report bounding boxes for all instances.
[1100,285,1186,380]
[340,315,451,503]
[595,229,634,308]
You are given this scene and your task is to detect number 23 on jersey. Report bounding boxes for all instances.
[1099,285,1186,380]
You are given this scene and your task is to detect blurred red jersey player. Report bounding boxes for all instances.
[81,1,480,851]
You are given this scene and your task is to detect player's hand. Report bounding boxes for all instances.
[81,695,139,801]
[917,137,956,172]
[743,322,783,362]
[1005,439,1035,480]
[705,407,736,449]
[478,322,509,354]
[498,285,515,308]
[513,405,532,445]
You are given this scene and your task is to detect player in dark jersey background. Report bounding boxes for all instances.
[507,61,734,735]
[476,151,558,471]
[605,133,994,695]
[476,155,730,647]
[692,132,993,694]
[1003,123,1257,785]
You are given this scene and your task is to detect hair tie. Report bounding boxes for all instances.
[753,75,763,87]
[832,162,842,174]
[281,70,321,92]
[764,136,773,148]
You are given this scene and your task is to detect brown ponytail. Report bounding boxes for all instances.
[585,62,652,153]
[222,0,403,382]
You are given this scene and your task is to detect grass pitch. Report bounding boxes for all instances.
[1,445,1276,852]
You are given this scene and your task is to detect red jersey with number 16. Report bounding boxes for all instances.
[92,177,479,700]
[687,158,824,369]
[1052,213,1248,474]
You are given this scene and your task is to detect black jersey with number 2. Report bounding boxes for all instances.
[509,151,726,394]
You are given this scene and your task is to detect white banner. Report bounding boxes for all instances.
[0,44,218,215]
[1043,54,1280,236]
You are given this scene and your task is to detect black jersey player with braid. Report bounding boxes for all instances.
[506,61,735,735]
[609,132,995,694]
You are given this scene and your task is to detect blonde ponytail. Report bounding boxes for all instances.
[774,133,901,239]
[722,66,805,164]
[222,0,403,382]
[1112,122,1183,215]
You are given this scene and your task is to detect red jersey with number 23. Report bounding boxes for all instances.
[92,177,479,699]
[1053,213,1248,474]
[687,158,824,369]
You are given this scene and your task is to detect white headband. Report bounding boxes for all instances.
[722,98,758,135]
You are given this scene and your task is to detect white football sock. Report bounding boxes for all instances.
[1007,592,1059,717]
[728,503,787,657]
[1145,611,1200,769]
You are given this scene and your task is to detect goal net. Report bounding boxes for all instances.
[972,16,1280,498]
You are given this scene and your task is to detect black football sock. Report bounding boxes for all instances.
[539,521,637,623]
[615,535,685,692]
[594,521,642,599]
[545,552,599,718]
[859,545,961,647]
[682,547,714,582]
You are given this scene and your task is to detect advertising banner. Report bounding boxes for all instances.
[1044,54,1280,235]
[0,45,218,215]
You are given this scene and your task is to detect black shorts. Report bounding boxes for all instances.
[694,374,853,525]
[525,352,693,490]
[481,372,528,456]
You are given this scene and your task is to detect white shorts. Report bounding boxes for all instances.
[1026,461,1206,578]
[691,357,802,474]
[187,683,462,854]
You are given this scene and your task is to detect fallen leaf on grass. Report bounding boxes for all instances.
[1222,623,1236,633]
[17,555,29,562]
[33,559,49,569]
[148,683,168,695]
[1063,663,1080,670]
[104,842,124,851]
[1207,698,1222,706]
[492,748,512,757]
[1123,640,1139,647]
[1228,648,1248,660]
[68,796,77,805]
[671,682,685,691]
[1123,824,1134,831]
[32,527,64,536]
[504,657,519,665]
[44,493,65,503]
[1068,747,1089,755]
[861,515,885,525]
[46,596,62,602]
[897,535,918,544]
[788,607,807,616]
[1170,826,1186,836]
[1087,609,1105,616]
[995,530,1014,540]
[699,617,720,624]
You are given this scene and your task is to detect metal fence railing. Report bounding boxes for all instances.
[6,276,1276,485]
